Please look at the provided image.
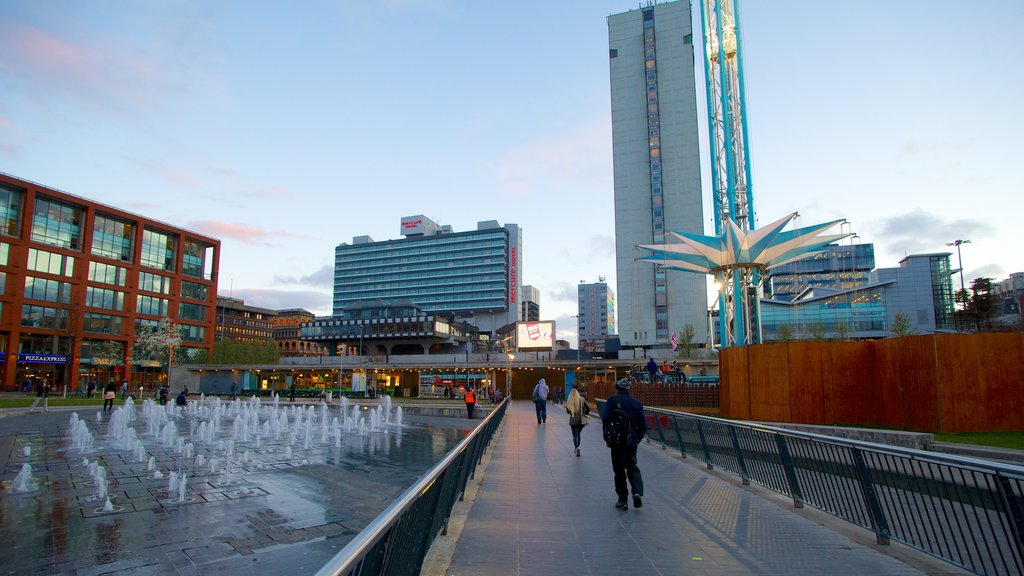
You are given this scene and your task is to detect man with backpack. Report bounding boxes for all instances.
[602,378,647,510]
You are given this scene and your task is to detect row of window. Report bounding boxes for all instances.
[337,241,507,264]
[20,303,206,340]
[19,274,208,319]
[0,186,215,278]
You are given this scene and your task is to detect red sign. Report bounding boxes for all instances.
[509,247,517,303]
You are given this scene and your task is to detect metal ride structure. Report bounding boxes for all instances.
[639,0,850,348]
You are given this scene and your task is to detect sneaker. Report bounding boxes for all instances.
[615,500,628,510]
[633,494,643,508]
[575,448,580,457]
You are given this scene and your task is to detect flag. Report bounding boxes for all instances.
[671,331,677,351]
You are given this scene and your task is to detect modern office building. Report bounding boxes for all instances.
[577,281,616,346]
[760,253,955,341]
[609,1,708,349]
[764,244,876,300]
[0,172,219,391]
[332,216,522,336]
[520,285,540,322]
[214,296,276,346]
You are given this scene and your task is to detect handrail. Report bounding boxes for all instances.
[597,400,1024,576]
[316,398,508,576]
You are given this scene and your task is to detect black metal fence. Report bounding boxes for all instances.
[599,401,1024,576]
[315,399,508,576]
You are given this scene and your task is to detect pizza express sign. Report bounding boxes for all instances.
[18,353,69,364]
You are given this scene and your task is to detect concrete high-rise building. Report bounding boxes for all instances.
[333,216,522,335]
[577,281,616,344]
[520,285,540,322]
[609,1,707,348]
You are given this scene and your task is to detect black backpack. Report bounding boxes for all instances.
[603,397,638,448]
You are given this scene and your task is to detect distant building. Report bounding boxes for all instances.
[300,299,481,357]
[272,308,327,357]
[760,252,955,340]
[520,285,540,322]
[333,215,521,335]
[765,244,875,300]
[215,296,275,345]
[0,172,219,392]
[577,281,616,352]
[609,1,708,348]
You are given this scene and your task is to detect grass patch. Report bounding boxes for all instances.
[0,397,107,409]
[934,431,1024,451]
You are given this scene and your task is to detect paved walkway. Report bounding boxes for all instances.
[442,400,967,576]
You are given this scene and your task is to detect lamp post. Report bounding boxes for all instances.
[946,239,971,331]
[571,314,580,361]
[165,336,180,392]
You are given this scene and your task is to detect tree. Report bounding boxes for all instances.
[967,277,997,332]
[808,322,827,341]
[131,318,184,369]
[203,339,279,364]
[833,323,850,342]
[676,324,697,358]
[777,324,794,343]
[87,340,124,382]
[889,312,919,337]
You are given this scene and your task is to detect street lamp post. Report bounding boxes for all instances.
[571,314,580,361]
[946,239,971,331]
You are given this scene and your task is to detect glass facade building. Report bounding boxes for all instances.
[333,216,521,335]
[0,172,219,392]
[765,244,876,300]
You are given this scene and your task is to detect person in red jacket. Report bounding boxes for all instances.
[465,387,476,419]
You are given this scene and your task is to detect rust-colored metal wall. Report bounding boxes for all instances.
[720,334,1024,433]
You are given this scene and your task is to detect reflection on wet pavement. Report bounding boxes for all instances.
[0,396,474,575]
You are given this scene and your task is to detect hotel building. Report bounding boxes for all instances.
[0,172,219,391]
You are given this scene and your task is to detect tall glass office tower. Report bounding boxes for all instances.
[333,216,522,335]
[609,1,708,348]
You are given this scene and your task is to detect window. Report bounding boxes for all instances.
[179,302,206,322]
[140,228,175,271]
[180,281,208,300]
[182,239,214,279]
[85,287,124,311]
[180,324,205,343]
[27,248,75,277]
[88,261,127,286]
[134,318,160,336]
[136,295,168,316]
[0,184,24,237]
[83,313,123,335]
[92,215,134,262]
[0,242,7,265]
[31,196,83,250]
[21,304,68,329]
[24,276,72,303]
[138,271,171,294]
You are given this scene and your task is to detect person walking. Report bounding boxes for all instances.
[230,381,238,400]
[289,382,297,402]
[29,381,50,412]
[119,381,129,399]
[103,380,117,412]
[464,386,476,419]
[646,357,658,382]
[565,384,591,457]
[531,378,549,424]
[86,380,96,399]
[602,378,647,510]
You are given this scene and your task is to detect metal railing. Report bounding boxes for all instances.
[598,401,1024,576]
[315,399,507,576]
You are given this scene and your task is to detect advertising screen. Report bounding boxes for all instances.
[516,321,554,349]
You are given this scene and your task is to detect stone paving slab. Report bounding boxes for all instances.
[444,401,970,576]
[0,400,475,575]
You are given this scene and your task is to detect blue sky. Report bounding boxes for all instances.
[2,0,1021,346]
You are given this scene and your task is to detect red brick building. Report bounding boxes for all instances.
[0,172,219,392]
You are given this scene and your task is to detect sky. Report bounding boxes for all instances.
[2,0,1022,347]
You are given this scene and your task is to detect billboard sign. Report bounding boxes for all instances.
[516,321,554,349]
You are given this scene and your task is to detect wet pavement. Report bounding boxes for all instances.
[441,400,969,576]
[0,398,476,575]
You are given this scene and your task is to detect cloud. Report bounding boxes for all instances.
[226,288,331,316]
[274,265,334,288]
[184,220,313,244]
[0,22,166,115]
[133,159,204,189]
[488,119,611,198]
[545,281,579,303]
[867,210,990,261]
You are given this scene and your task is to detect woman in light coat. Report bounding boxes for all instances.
[565,385,591,457]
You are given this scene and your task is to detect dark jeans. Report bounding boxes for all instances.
[610,444,643,501]
[466,402,475,419]
[103,398,114,411]
[570,424,584,448]
[534,399,547,423]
